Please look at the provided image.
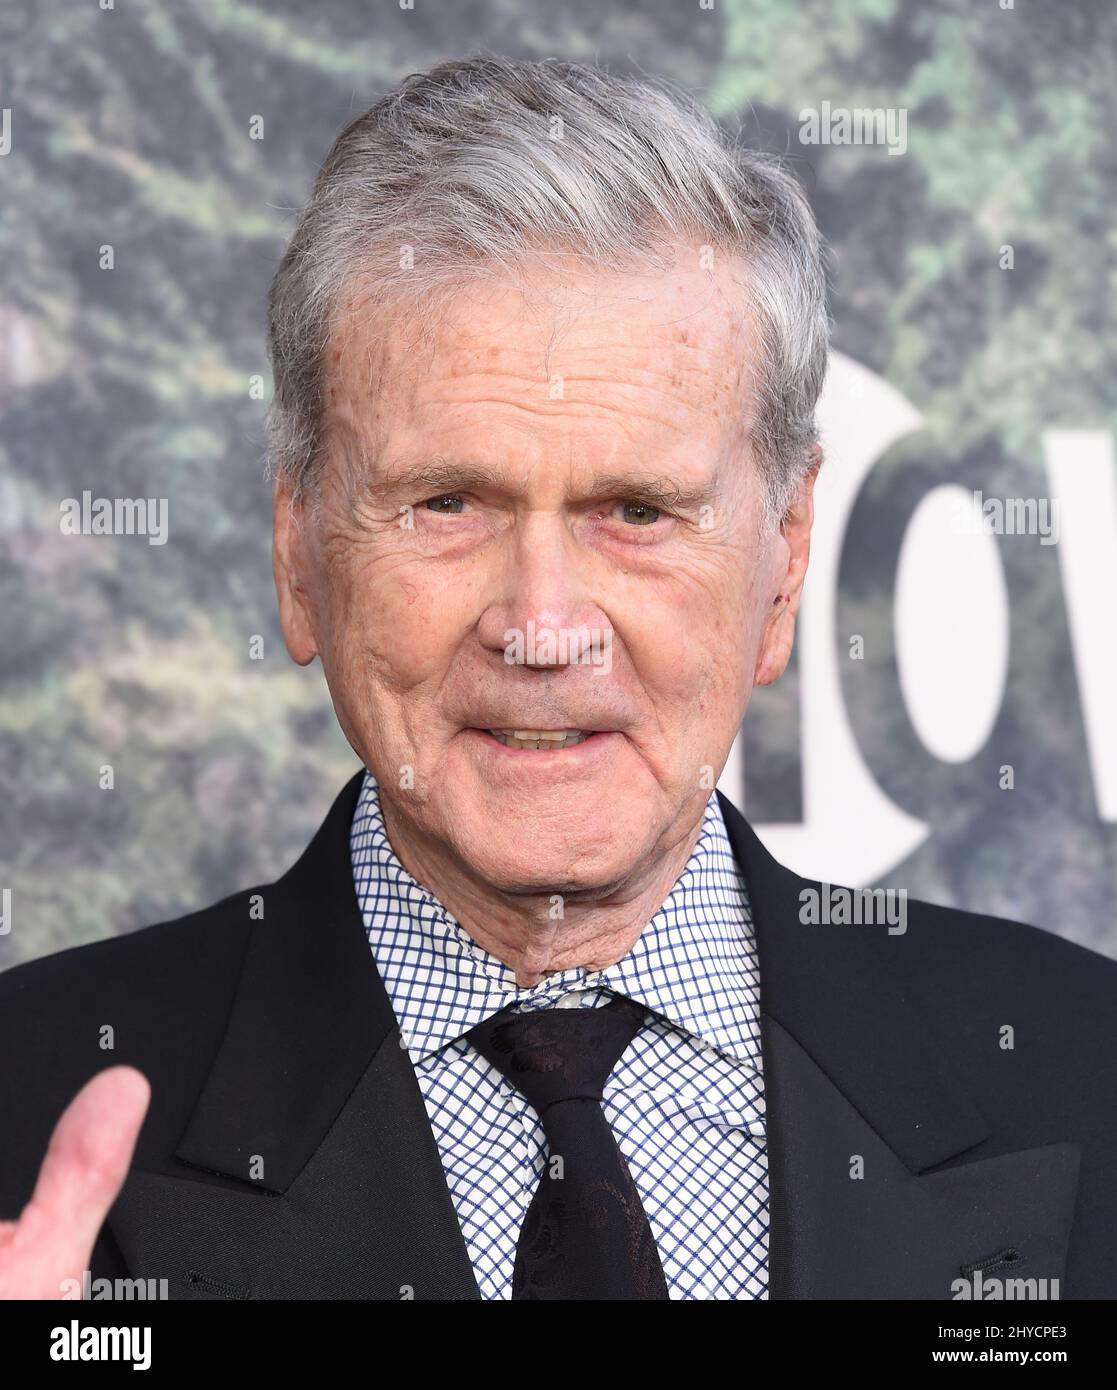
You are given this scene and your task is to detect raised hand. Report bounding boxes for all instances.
[0,1066,150,1300]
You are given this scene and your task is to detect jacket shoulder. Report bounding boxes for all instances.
[0,886,256,1011]
[897,893,1117,993]
[0,888,259,1218]
[869,895,1117,1114]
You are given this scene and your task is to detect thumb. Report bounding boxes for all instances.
[0,1066,150,1299]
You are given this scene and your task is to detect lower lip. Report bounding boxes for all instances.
[463,728,620,765]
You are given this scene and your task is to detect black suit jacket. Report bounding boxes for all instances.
[2,770,1115,1299]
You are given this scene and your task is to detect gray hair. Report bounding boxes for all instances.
[265,54,830,523]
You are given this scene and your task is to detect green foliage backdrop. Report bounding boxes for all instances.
[2,0,1114,965]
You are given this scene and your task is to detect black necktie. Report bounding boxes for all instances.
[465,993,670,1300]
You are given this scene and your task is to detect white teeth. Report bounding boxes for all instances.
[486,729,592,750]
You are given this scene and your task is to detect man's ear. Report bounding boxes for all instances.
[753,444,821,687]
[272,475,320,667]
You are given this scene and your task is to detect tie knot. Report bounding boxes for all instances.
[466,994,646,1116]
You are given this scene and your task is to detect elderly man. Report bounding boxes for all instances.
[1,56,1115,1302]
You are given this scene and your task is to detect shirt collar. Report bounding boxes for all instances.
[350,770,761,1068]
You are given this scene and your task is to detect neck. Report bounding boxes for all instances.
[376,792,705,988]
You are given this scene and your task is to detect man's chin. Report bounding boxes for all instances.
[450,844,637,900]
[432,731,659,892]
[445,814,645,899]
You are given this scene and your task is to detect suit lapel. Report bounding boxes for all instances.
[108,770,480,1300]
[717,791,1080,1299]
[760,1015,1079,1298]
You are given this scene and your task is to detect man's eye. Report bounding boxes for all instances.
[616,501,661,526]
[423,495,466,514]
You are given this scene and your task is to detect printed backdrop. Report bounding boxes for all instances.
[2,0,1115,966]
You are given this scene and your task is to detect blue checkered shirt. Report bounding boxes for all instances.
[350,769,768,1299]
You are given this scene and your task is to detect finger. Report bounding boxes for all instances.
[14,1066,150,1290]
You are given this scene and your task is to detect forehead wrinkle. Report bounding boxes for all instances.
[384,383,703,445]
[440,323,747,385]
[328,268,756,417]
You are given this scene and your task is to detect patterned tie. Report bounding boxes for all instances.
[465,992,670,1300]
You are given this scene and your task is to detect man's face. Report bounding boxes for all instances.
[274,251,814,900]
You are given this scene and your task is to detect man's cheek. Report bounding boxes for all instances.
[367,603,467,696]
[641,626,718,702]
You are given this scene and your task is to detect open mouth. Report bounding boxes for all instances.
[483,729,595,751]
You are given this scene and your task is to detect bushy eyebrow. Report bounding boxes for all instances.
[376,459,507,499]
[370,456,719,510]
[586,472,717,510]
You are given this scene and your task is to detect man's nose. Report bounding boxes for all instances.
[475,516,609,670]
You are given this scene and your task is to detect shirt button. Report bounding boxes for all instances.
[555,991,585,1009]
